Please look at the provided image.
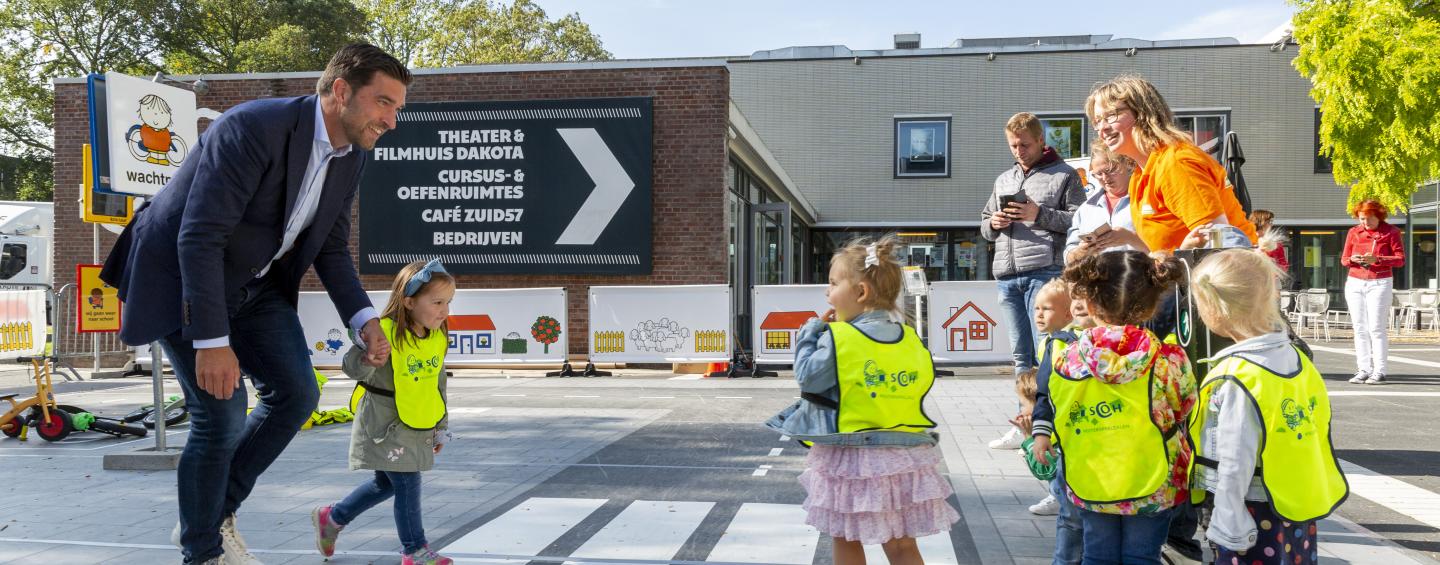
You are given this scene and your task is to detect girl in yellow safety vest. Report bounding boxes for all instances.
[1188,246,1347,565]
[1031,250,1196,564]
[765,235,958,565]
[311,259,456,565]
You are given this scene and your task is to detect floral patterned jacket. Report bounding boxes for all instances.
[1058,325,1197,515]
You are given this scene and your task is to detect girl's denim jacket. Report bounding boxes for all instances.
[764,310,938,447]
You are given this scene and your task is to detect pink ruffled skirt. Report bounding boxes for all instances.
[798,444,960,544]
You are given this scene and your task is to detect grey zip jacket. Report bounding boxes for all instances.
[980,147,1085,277]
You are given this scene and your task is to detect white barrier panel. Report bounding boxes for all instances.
[299,288,568,368]
[0,290,48,360]
[751,285,828,365]
[926,281,1013,364]
[589,285,730,363]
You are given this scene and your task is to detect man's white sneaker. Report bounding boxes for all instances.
[988,426,1025,450]
[172,520,182,548]
[220,515,264,565]
[1028,494,1060,516]
[1365,373,1387,385]
[1348,372,1369,384]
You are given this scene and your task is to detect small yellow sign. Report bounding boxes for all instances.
[77,264,121,333]
[81,144,135,226]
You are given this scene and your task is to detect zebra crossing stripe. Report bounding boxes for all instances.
[564,500,715,563]
[441,497,607,563]
[705,503,819,564]
[862,531,960,564]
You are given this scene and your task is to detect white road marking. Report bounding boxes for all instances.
[1341,459,1440,531]
[779,435,790,442]
[491,394,526,397]
[863,531,960,564]
[767,448,783,457]
[1329,391,1440,397]
[565,500,714,563]
[668,375,704,381]
[1310,344,1440,369]
[706,503,819,564]
[638,396,674,399]
[751,464,772,477]
[442,497,607,564]
[564,395,601,398]
[715,396,752,399]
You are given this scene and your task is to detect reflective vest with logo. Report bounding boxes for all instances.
[1187,350,1348,522]
[359,317,447,430]
[829,322,937,434]
[1050,356,1169,504]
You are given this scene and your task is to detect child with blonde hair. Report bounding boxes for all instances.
[1187,245,1347,565]
[765,236,959,565]
[311,259,456,565]
[1028,279,1084,563]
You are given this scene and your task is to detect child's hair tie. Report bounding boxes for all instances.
[404,258,448,296]
[864,244,880,270]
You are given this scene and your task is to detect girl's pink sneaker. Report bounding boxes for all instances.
[401,546,454,565]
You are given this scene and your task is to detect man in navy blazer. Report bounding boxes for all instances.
[101,44,408,565]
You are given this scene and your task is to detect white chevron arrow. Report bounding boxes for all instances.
[556,128,636,245]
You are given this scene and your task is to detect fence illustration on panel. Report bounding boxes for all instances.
[449,315,497,355]
[940,302,997,352]
[694,330,727,353]
[759,311,819,354]
[594,330,625,353]
[1,323,33,352]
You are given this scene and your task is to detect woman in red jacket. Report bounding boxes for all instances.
[1249,209,1289,272]
[1341,200,1406,385]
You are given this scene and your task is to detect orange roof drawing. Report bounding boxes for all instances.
[941,302,997,328]
[448,315,496,331]
[760,311,820,330]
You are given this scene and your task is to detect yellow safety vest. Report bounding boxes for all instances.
[1050,354,1170,504]
[829,322,937,434]
[352,318,448,430]
[1188,349,1348,522]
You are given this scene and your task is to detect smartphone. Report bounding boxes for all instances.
[999,193,1028,211]
[1081,223,1112,242]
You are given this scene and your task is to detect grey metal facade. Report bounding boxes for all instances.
[728,44,1346,226]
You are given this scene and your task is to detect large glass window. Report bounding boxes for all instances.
[1039,115,1088,159]
[0,243,26,280]
[895,118,951,178]
[1175,114,1228,163]
[811,229,993,283]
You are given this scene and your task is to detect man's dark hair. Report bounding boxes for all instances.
[316,43,412,96]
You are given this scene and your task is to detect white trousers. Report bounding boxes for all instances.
[1345,276,1393,374]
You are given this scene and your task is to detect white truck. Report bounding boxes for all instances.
[0,201,53,290]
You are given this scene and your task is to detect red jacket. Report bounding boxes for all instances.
[1340,222,1405,280]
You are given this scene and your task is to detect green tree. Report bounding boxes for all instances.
[1292,0,1440,212]
[163,0,368,74]
[354,0,443,66]
[0,0,167,201]
[407,0,610,67]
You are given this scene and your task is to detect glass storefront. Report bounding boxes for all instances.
[811,228,996,283]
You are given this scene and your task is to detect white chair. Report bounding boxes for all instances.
[1412,289,1440,332]
[1391,289,1414,331]
[1394,289,1421,332]
[1294,290,1332,341]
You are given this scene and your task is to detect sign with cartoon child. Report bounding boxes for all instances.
[87,72,198,196]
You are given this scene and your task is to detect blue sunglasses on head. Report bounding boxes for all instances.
[404,258,448,296]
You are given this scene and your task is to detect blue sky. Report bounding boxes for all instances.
[530,0,1296,59]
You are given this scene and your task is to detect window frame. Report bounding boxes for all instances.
[1314,107,1333,174]
[1033,113,1091,159]
[1173,111,1231,162]
[894,116,952,179]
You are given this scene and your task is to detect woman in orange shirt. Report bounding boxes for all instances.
[1081,75,1257,254]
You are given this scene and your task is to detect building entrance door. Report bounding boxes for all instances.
[753,203,792,286]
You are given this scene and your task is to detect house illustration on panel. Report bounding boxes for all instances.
[940,302,996,352]
[448,315,496,355]
[759,311,819,354]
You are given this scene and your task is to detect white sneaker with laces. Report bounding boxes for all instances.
[988,426,1024,450]
[1348,371,1369,384]
[220,515,264,565]
[1028,494,1059,516]
[1365,373,1386,385]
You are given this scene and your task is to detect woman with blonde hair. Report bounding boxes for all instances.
[1082,74,1258,254]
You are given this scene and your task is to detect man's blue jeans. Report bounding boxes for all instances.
[1078,507,1174,565]
[331,470,428,554]
[1051,461,1083,565]
[997,265,1062,372]
[162,277,319,563]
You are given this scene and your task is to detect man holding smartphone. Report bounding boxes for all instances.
[980,112,1085,450]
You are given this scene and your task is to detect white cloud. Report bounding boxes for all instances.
[1154,4,1296,43]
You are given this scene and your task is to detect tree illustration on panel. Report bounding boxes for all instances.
[531,315,562,354]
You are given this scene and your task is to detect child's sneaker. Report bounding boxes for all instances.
[401,546,454,565]
[1348,371,1369,384]
[1028,494,1059,516]
[312,505,343,557]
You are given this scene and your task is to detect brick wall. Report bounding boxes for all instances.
[52,65,731,358]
